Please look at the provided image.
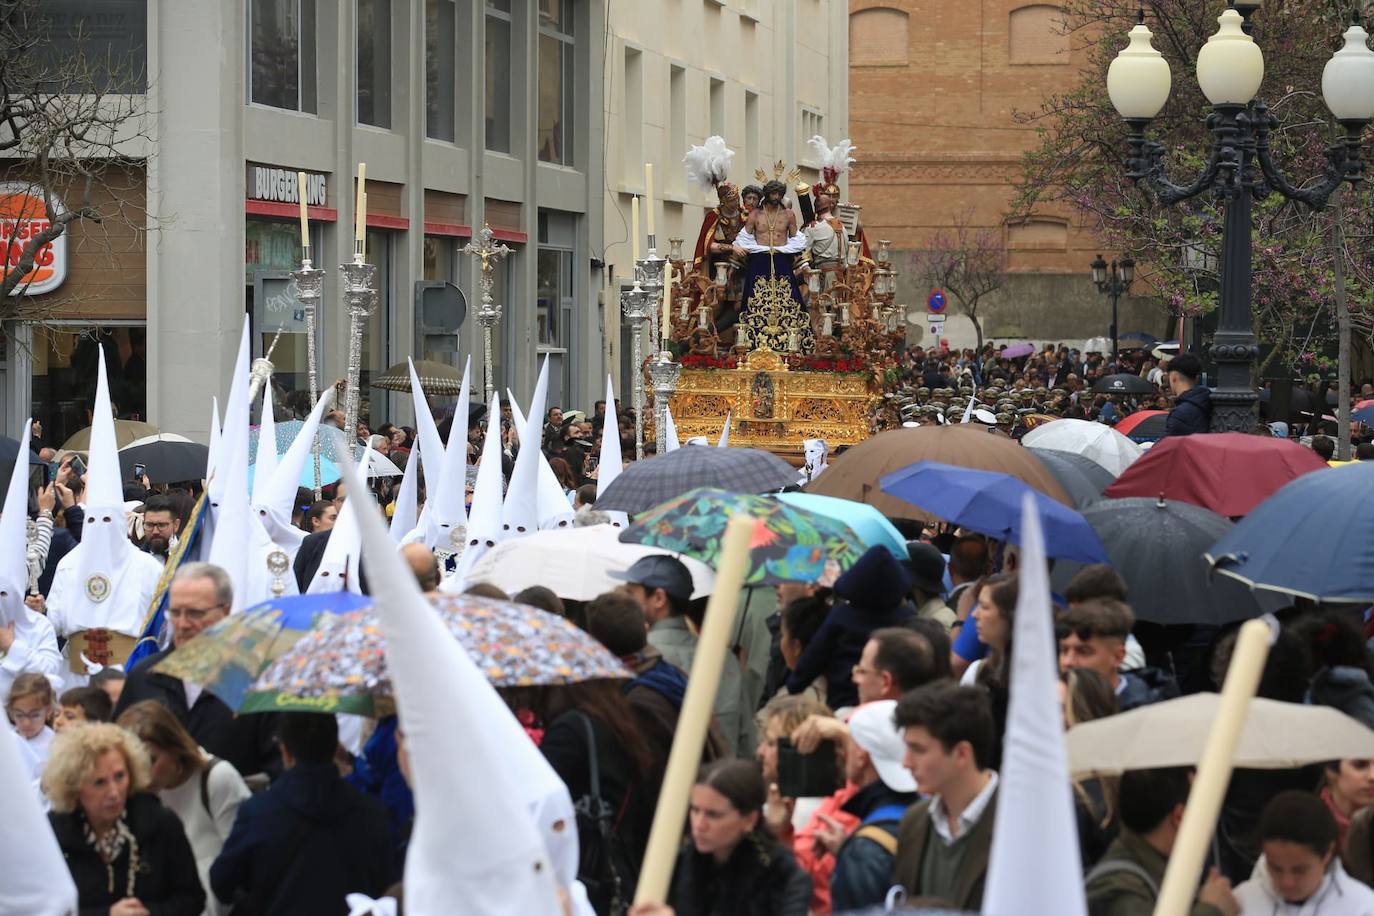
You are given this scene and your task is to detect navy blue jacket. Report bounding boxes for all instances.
[785,546,915,709]
[831,781,917,913]
[210,761,393,915]
[1165,385,1213,436]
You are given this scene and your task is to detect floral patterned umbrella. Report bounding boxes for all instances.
[241,593,632,717]
[617,487,866,587]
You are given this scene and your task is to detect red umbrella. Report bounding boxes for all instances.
[1114,409,1168,438]
[1104,433,1329,516]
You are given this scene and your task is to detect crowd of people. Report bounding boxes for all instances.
[6,336,1374,916]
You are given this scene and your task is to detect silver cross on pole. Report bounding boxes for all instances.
[462,223,514,404]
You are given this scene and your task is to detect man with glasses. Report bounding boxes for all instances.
[140,494,183,563]
[1057,598,1178,712]
[114,562,281,780]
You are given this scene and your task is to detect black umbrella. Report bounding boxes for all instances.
[1026,447,1115,508]
[596,446,797,515]
[1093,373,1157,395]
[118,435,209,485]
[1051,497,1286,626]
[0,435,45,485]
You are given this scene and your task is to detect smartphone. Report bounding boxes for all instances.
[68,456,86,477]
[133,463,147,479]
[775,736,838,799]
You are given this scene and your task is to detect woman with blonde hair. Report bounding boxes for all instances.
[43,722,205,915]
[117,700,251,915]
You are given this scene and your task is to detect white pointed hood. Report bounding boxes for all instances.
[2,728,79,915]
[983,493,1088,916]
[207,343,261,613]
[389,435,421,544]
[594,377,629,529]
[718,409,732,447]
[450,392,506,587]
[424,357,472,548]
[251,386,279,507]
[407,358,446,508]
[208,322,251,512]
[500,359,549,537]
[307,444,371,595]
[347,456,564,915]
[255,389,332,555]
[506,384,572,532]
[664,406,680,452]
[0,421,33,626]
[72,347,135,624]
[205,396,222,485]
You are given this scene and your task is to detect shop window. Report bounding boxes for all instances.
[30,326,146,448]
[849,7,909,67]
[426,0,457,142]
[248,0,317,113]
[486,0,512,153]
[537,0,575,165]
[360,229,393,426]
[357,0,393,128]
[537,210,576,403]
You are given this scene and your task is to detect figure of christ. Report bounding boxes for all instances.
[731,180,812,353]
[690,181,749,335]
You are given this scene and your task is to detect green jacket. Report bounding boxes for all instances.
[890,791,997,911]
[648,616,753,755]
[1084,831,1225,916]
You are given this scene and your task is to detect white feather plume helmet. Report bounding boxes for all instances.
[807,134,857,190]
[683,135,736,191]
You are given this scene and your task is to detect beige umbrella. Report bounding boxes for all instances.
[1067,692,1374,777]
[60,419,160,452]
[371,359,463,396]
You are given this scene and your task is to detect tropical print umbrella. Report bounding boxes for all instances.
[618,487,866,587]
[153,592,371,710]
[242,593,632,716]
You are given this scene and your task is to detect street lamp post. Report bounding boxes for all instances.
[1090,254,1134,368]
[1105,5,1374,432]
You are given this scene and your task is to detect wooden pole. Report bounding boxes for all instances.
[633,516,755,905]
[1153,618,1271,916]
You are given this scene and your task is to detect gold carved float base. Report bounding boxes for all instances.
[664,348,879,461]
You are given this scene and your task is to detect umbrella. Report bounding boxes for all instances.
[1001,343,1035,359]
[249,421,348,463]
[0,435,46,484]
[118,434,208,484]
[595,445,796,515]
[1053,497,1282,626]
[1119,331,1157,348]
[243,593,632,716]
[60,419,159,452]
[1092,373,1157,396]
[880,461,1107,564]
[1352,400,1374,427]
[618,487,867,586]
[1104,432,1329,517]
[1082,336,1112,354]
[1205,460,1374,602]
[1026,447,1114,508]
[805,425,1071,521]
[775,492,909,560]
[152,592,370,710]
[371,359,465,396]
[1114,410,1168,442]
[1066,693,1374,777]
[1151,341,1180,360]
[464,524,717,601]
[1021,419,1143,477]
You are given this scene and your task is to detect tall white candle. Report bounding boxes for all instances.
[297,171,310,248]
[355,163,367,242]
[645,163,655,237]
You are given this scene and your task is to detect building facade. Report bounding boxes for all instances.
[1,0,608,443]
[847,0,1159,349]
[600,0,849,388]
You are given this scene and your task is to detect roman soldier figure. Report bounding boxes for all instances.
[685,136,748,332]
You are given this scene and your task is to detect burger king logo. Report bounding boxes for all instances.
[0,182,68,296]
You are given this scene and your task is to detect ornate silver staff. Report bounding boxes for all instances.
[620,279,653,460]
[650,349,681,455]
[462,223,513,404]
[247,327,283,405]
[638,239,668,355]
[291,245,326,499]
[340,245,378,460]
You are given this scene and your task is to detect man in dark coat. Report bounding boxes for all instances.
[211,712,393,915]
[114,562,280,780]
[1164,353,1213,436]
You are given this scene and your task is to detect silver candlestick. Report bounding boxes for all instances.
[649,349,681,454]
[462,224,513,404]
[340,248,379,459]
[620,280,653,460]
[638,240,668,354]
[291,249,326,498]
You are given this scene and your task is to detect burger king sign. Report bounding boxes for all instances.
[1,182,67,296]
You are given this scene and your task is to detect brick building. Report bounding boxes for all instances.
[847,1,1163,349]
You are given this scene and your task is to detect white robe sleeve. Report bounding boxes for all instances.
[0,613,63,697]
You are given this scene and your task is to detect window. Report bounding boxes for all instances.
[32,0,148,92]
[849,6,910,66]
[537,0,575,165]
[485,0,512,152]
[1009,5,1069,65]
[30,326,147,446]
[800,106,824,149]
[357,0,392,127]
[744,91,760,178]
[709,77,725,138]
[623,48,643,184]
[537,211,576,405]
[426,0,456,141]
[669,65,687,190]
[249,0,317,112]
[361,229,392,425]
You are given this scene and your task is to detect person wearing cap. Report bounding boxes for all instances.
[905,543,957,631]
[612,555,749,755]
[826,700,920,913]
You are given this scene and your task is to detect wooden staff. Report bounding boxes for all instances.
[1153,618,1271,916]
[634,516,755,905]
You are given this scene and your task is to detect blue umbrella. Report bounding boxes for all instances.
[880,460,1108,564]
[246,455,342,491]
[775,492,909,560]
[1205,461,1374,602]
[1119,331,1158,348]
